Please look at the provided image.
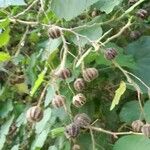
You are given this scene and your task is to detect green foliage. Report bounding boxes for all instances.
[0,0,150,149]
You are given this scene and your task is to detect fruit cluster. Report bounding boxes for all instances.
[131,120,150,137]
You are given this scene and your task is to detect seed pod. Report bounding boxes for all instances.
[130,31,141,40]
[128,0,138,6]
[55,68,71,80]
[141,124,150,137]
[82,68,99,82]
[65,123,80,139]
[72,93,86,108]
[72,144,80,150]
[52,94,65,108]
[136,9,148,19]
[26,106,43,123]
[74,113,91,128]
[131,120,144,132]
[48,26,61,39]
[104,48,118,60]
[9,75,25,85]
[74,78,85,92]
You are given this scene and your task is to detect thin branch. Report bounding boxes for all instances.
[90,128,96,150]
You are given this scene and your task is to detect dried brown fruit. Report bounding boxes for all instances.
[130,31,141,40]
[104,48,118,60]
[131,120,144,132]
[26,106,43,123]
[48,26,61,39]
[82,68,99,82]
[9,75,25,85]
[72,93,86,108]
[65,123,80,139]
[74,78,85,92]
[136,9,148,19]
[55,68,71,80]
[141,124,150,137]
[72,144,80,150]
[128,0,138,6]
[52,94,65,108]
[74,113,91,128]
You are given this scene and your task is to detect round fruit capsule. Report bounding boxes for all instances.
[73,78,85,92]
[72,93,86,108]
[104,48,118,60]
[82,68,99,82]
[74,113,91,128]
[131,120,144,132]
[52,94,65,108]
[55,68,71,80]
[136,9,148,19]
[65,123,80,139]
[48,26,61,39]
[26,106,43,123]
[130,31,141,40]
[141,124,150,137]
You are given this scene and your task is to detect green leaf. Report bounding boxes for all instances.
[44,85,55,107]
[30,67,47,96]
[0,0,26,8]
[144,100,150,123]
[11,145,19,150]
[51,0,99,21]
[35,108,52,134]
[42,38,62,61]
[0,52,11,62]
[50,127,65,138]
[126,36,150,93]
[110,81,126,110]
[92,0,123,14]
[0,28,10,47]
[70,24,103,46]
[0,18,10,29]
[0,100,13,118]
[119,101,142,124]
[113,135,150,150]
[0,115,14,150]
[31,129,49,150]
[48,146,58,150]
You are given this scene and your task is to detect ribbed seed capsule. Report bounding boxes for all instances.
[26,106,43,123]
[72,144,80,150]
[131,120,144,132]
[9,75,25,85]
[82,68,99,82]
[52,95,65,108]
[104,48,118,60]
[136,9,148,19]
[130,31,141,40]
[141,124,150,137]
[74,78,85,92]
[65,123,80,139]
[72,93,86,108]
[74,113,91,128]
[55,68,71,80]
[48,26,61,39]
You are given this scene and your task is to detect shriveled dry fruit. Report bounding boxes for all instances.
[65,123,80,139]
[9,75,25,85]
[74,78,85,92]
[52,94,65,108]
[72,144,80,150]
[55,68,71,80]
[82,68,99,82]
[74,113,91,128]
[131,120,144,132]
[141,124,150,137]
[136,9,148,19]
[72,93,86,108]
[26,106,43,123]
[130,31,141,40]
[104,48,118,60]
[128,0,138,6]
[48,26,61,39]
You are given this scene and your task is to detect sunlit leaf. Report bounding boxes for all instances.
[110,81,126,110]
[0,28,10,47]
[0,52,11,62]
